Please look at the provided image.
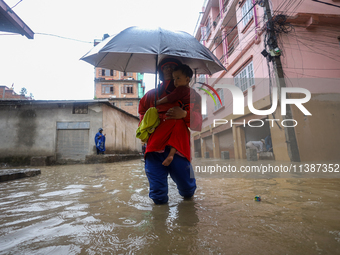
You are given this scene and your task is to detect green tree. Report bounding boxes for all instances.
[20,87,27,96]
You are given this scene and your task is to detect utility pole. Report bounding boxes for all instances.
[264,0,301,162]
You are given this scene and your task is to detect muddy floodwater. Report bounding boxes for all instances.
[1,159,340,254]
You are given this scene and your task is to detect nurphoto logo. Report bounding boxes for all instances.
[199,84,312,128]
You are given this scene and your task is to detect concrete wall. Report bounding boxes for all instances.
[0,102,103,159]
[292,93,340,161]
[0,101,141,164]
[108,98,140,117]
[218,128,235,159]
[102,103,141,154]
[204,136,214,158]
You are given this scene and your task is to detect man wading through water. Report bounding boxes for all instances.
[138,58,202,204]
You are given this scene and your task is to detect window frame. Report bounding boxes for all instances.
[102,84,114,94]
[234,61,254,92]
[72,104,88,114]
[241,0,253,27]
[122,84,134,94]
[214,89,225,111]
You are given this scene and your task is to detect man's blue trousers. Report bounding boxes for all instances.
[145,146,196,204]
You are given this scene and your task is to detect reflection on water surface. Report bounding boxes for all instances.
[0,159,339,254]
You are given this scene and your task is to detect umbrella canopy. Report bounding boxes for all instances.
[80,26,226,75]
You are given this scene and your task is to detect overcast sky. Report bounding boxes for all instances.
[0,0,204,100]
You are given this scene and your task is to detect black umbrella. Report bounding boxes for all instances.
[81,26,226,104]
[81,26,225,74]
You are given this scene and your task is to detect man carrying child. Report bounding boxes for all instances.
[138,58,202,204]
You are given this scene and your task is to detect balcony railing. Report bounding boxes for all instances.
[213,13,220,28]
[219,54,226,65]
[227,35,239,57]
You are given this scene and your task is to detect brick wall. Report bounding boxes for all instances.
[109,98,140,117]
[0,86,28,100]
[95,68,137,80]
[95,81,139,99]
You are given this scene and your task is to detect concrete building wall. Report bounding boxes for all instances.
[218,128,234,159]
[0,102,103,159]
[109,98,140,116]
[0,101,141,163]
[292,93,340,161]
[102,104,141,154]
[204,136,214,158]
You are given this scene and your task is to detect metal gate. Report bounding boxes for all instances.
[56,122,90,161]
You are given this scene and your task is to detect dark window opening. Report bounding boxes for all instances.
[73,104,88,114]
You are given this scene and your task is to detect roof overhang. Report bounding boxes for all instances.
[0,0,34,39]
[0,99,140,120]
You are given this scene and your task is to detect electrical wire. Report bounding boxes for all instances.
[11,0,23,9]
[35,33,93,44]
[311,0,340,8]
[0,31,93,44]
[211,0,258,53]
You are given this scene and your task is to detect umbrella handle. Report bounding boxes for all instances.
[194,69,197,84]
[154,55,158,107]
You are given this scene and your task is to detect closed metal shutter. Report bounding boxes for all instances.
[56,129,89,161]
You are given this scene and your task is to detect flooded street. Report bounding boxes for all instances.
[1,159,340,254]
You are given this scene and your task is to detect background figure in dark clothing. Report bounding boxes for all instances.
[95,128,106,154]
[142,143,146,155]
[265,135,273,152]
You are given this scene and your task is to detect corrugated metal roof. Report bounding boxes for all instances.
[0,99,140,120]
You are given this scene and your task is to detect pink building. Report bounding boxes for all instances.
[192,0,340,161]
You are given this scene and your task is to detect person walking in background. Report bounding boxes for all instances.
[142,143,147,155]
[265,135,273,152]
[246,139,266,153]
[95,128,106,155]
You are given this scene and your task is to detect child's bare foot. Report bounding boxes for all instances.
[162,156,173,166]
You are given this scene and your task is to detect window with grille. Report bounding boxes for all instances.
[122,84,133,94]
[72,104,88,114]
[242,0,253,27]
[101,69,112,76]
[125,102,133,106]
[234,61,254,92]
[214,89,225,111]
[102,85,114,94]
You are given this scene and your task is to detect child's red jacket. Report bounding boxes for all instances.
[138,80,202,162]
